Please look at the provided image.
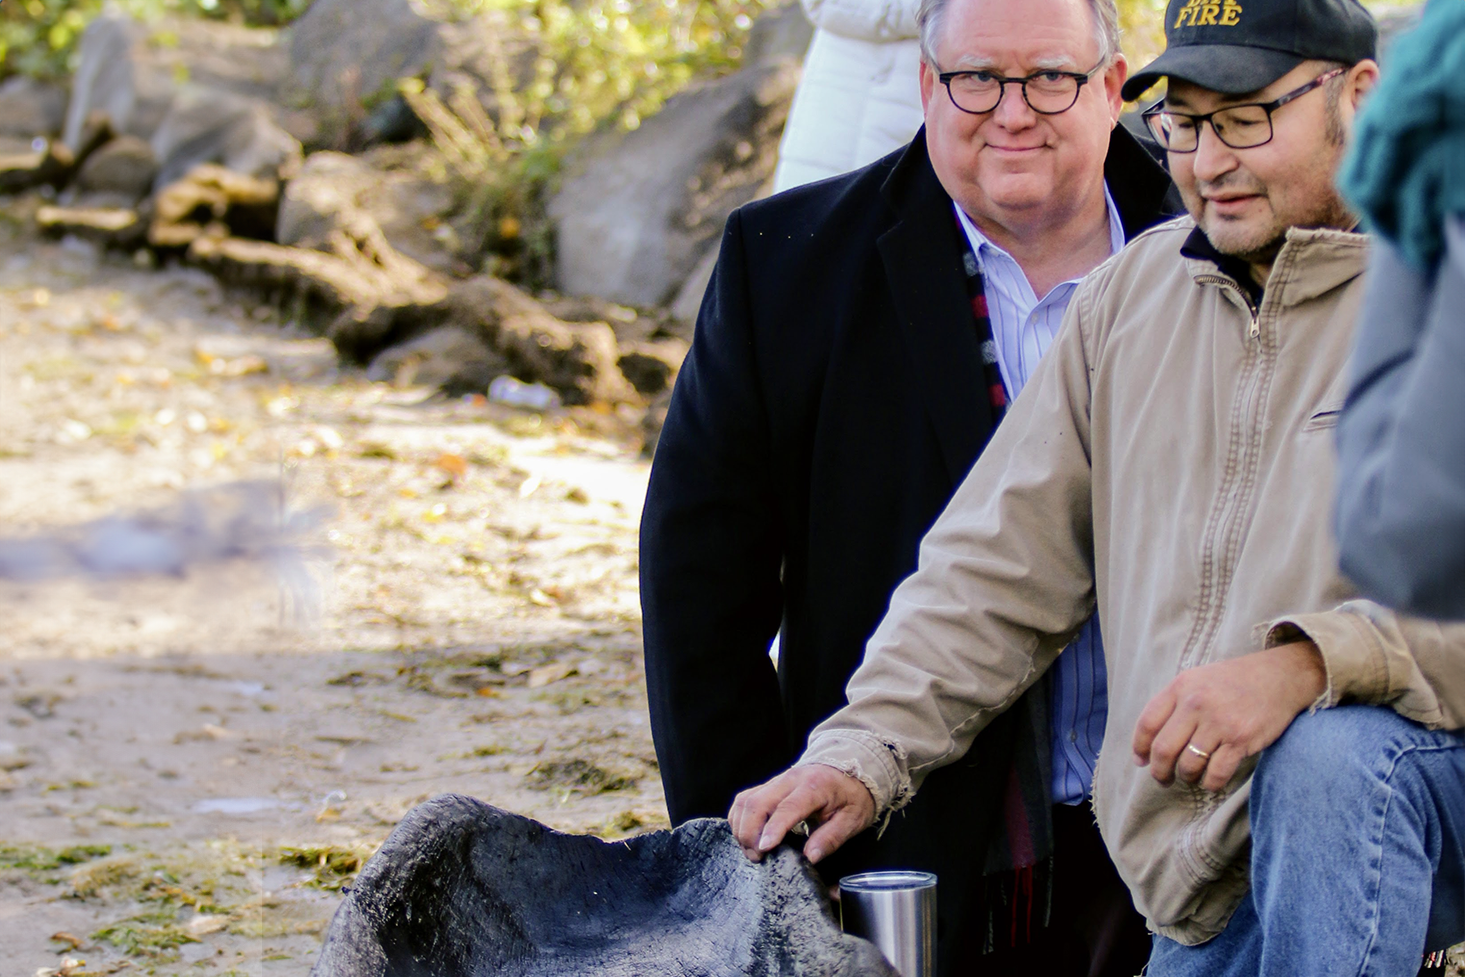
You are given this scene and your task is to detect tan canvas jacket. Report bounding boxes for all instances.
[800,217,1465,945]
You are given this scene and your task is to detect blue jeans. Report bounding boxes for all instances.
[1148,705,1465,977]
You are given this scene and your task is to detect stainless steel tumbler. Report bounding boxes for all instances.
[838,870,937,977]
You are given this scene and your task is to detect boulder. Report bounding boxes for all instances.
[670,247,721,326]
[548,4,811,307]
[278,151,460,275]
[284,0,529,149]
[366,326,507,395]
[63,15,176,152]
[75,136,158,205]
[150,88,302,192]
[63,14,302,195]
[284,0,444,146]
[310,795,896,977]
[0,76,68,139]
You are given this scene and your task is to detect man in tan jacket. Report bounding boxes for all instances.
[729,0,1465,973]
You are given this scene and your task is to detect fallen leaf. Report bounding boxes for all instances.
[186,914,230,937]
[434,453,468,477]
[527,662,576,689]
[49,932,83,951]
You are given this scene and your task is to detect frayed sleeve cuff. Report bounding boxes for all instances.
[799,728,913,818]
[1265,607,1390,710]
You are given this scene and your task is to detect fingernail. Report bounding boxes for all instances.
[758,831,775,851]
[806,846,824,863]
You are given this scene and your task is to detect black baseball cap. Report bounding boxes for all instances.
[1121,0,1377,102]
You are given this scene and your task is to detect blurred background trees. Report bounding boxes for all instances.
[0,0,1419,292]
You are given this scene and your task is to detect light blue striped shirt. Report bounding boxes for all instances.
[955,189,1124,806]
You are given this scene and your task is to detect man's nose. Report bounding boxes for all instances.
[1191,121,1240,182]
[991,82,1039,129]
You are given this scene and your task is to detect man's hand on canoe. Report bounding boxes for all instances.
[728,764,876,865]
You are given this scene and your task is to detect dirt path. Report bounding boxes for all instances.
[0,228,662,975]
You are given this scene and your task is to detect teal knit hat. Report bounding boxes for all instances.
[1339,0,1465,270]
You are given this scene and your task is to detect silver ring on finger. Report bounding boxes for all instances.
[1185,743,1212,760]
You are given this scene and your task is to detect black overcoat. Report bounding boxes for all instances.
[640,126,1177,972]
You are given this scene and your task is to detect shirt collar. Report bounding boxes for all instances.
[954,183,1126,278]
[1180,225,1261,303]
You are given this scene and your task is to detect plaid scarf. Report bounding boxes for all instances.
[957,221,1057,951]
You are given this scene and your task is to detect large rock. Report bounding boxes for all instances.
[0,76,68,139]
[549,5,811,307]
[63,14,302,195]
[284,0,443,146]
[278,151,460,275]
[151,88,301,191]
[366,326,507,395]
[75,135,158,206]
[62,16,177,152]
[284,0,529,149]
[310,795,896,977]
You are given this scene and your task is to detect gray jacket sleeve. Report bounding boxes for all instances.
[1335,215,1465,620]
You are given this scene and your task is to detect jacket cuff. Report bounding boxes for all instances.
[799,728,913,817]
[1264,607,1390,710]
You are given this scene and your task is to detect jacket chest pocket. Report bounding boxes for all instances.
[1302,403,1343,433]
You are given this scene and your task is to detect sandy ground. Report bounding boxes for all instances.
[0,227,663,975]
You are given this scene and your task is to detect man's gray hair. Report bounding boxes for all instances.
[918,0,1122,68]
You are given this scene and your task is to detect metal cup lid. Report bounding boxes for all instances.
[838,870,937,891]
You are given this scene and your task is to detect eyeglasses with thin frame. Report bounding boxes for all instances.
[936,60,1107,116]
[1142,68,1346,153]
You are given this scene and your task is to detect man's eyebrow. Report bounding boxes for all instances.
[950,54,1000,70]
[949,53,1081,72]
[1033,55,1082,71]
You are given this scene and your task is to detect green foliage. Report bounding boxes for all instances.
[405,0,777,285]
[0,0,307,80]
[0,842,111,872]
[92,908,199,959]
[277,843,370,891]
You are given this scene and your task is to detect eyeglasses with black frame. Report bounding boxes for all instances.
[1141,67,1346,153]
[936,60,1106,116]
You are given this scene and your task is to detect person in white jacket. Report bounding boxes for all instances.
[772,0,927,192]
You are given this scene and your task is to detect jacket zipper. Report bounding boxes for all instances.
[1172,267,1277,885]
[1175,272,1269,678]
[1194,274,1261,340]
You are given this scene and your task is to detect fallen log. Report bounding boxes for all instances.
[36,204,145,247]
[149,163,280,248]
[186,233,448,312]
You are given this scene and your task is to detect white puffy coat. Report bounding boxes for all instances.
[773,0,927,193]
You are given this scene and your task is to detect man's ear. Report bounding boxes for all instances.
[1340,59,1380,135]
[919,58,936,114]
[1104,54,1129,121]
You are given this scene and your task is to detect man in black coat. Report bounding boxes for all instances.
[640,0,1178,972]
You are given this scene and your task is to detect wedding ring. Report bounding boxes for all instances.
[1185,743,1212,760]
